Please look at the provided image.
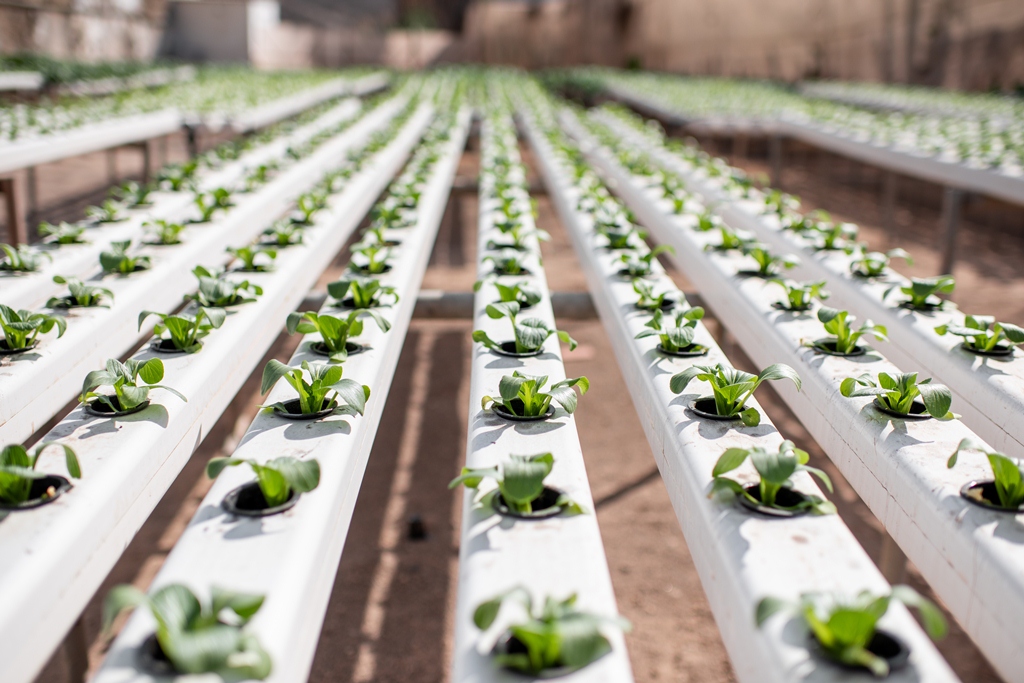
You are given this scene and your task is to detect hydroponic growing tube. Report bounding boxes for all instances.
[1,98,363,312]
[594,108,1024,460]
[93,102,469,683]
[0,100,435,683]
[0,95,409,446]
[450,107,634,683]
[567,108,1024,683]
[520,90,960,683]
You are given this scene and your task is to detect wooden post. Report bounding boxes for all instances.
[939,187,964,275]
[769,134,783,188]
[63,616,89,683]
[0,177,27,245]
[26,166,39,230]
[105,147,117,185]
[882,171,898,248]
[878,532,907,584]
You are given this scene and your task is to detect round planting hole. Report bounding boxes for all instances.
[872,398,931,421]
[959,481,1024,513]
[810,339,867,357]
[771,302,811,312]
[138,634,177,677]
[491,632,587,678]
[636,298,676,312]
[0,475,72,511]
[490,341,543,358]
[310,341,365,358]
[150,338,193,354]
[491,486,565,519]
[820,630,910,674]
[84,398,150,417]
[222,481,299,517]
[492,400,555,422]
[688,397,742,422]
[737,484,811,518]
[656,343,708,358]
[493,267,532,278]
[961,342,1013,358]
[352,264,393,275]
[0,340,37,355]
[272,398,335,421]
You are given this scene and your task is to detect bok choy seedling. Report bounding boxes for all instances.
[483,251,529,276]
[474,278,542,309]
[487,224,549,251]
[0,304,66,351]
[947,438,1024,511]
[449,452,584,515]
[46,275,113,308]
[885,275,955,310]
[286,309,390,361]
[935,315,1024,354]
[260,359,369,416]
[618,245,674,278]
[810,307,887,355]
[482,371,590,418]
[473,588,629,675]
[103,584,272,678]
[840,371,953,419]
[811,219,858,252]
[850,248,912,279]
[769,279,829,311]
[631,280,678,311]
[139,307,226,353]
[710,440,835,515]
[349,243,392,275]
[99,240,150,275]
[635,306,706,354]
[740,243,798,277]
[328,277,399,309]
[596,223,645,250]
[1,243,50,272]
[188,266,262,307]
[756,587,946,677]
[473,302,576,355]
[0,442,80,505]
[39,221,86,245]
[262,220,304,247]
[670,363,802,426]
[705,225,755,252]
[85,199,124,224]
[113,180,153,207]
[144,219,185,246]
[80,358,186,413]
[207,456,320,507]
[227,245,276,272]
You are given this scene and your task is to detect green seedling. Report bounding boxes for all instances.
[710,440,835,514]
[262,221,304,247]
[39,221,86,245]
[85,199,124,223]
[158,161,199,192]
[850,248,912,278]
[812,220,858,252]
[46,275,113,308]
[618,245,674,278]
[0,304,65,350]
[286,309,389,362]
[139,307,226,353]
[483,251,529,276]
[706,225,755,252]
[635,306,706,353]
[260,359,369,416]
[947,438,1024,510]
[100,240,150,275]
[631,279,678,311]
[474,278,542,308]
[349,243,392,275]
[482,371,590,418]
[188,266,262,308]
[694,209,720,232]
[450,453,584,515]
[935,315,1024,354]
[327,277,398,309]
[597,223,645,250]
[473,301,576,355]
[292,192,326,225]
[0,442,80,505]
[885,275,955,310]
[80,358,186,413]
[741,243,798,277]
[670,363,802,426]
[227,245,276,272]
[207,456,320,507]
[769,278,829,311]
[144,219,186,245]
[840,371,953,419]
[1,244,50,272]
[113,180,153,207]
[488,224,550,251]
[811,307,887,355]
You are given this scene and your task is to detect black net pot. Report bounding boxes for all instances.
[818,630,910,674]
[310,340,365,358]
[492,400,556,422]
[960,342,1013,358]
[959,480,1024,513]
[688,397,742,422]
[491,487,566,520]
[489,341,543,358]
[737,484,811,518]
[810,339,867,357]
[872,398,931,421]
[636,298,676,312]
[138,634,178,677]
[0,340,37,355]
[222,481,300,517]
[657,343,708,358]
[85,398,151,418]
[0,475,72,511]
[771,302,811,313]
[150,338,194,354]
[272,398,336,421]
[491,631,600,679]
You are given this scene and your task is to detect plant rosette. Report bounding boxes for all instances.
[286,309,389,362]
[850,248,912,279]
[80,358,186,417]
[259,220,305,248]
[39,221,87,246]
[616,244,674,280]
[227,245,277,273]
[635,306,707,357]
[0,442,80,510]
[481,371,589,422]
[840,371,953,421]
[756,586,946,677]
[935,314,1024,357]
[483,251,531,278]
[709,440,835,517]
[103,584,272,679]
[99,240,151,276]
[0,304,66,354]
[188,266,263,308]
[947,439,1024,513]
[1,243,51,273]
[474,278,542,310]
[327,277,399,310]
[631,279,678,311]
[769,278,829,312]
[46,275,114,309]
[473,302,577,358]
[260,359,369,421]
[139,306,226,354]
[738,243,799,278]
[143,219,186,246]
[885,275,955,312]
[474,588,630,677]
[807,307,887,357]
[449,452,585,520]
[670,363,802,426]
[348,242,393,276]
[208,455,320,517]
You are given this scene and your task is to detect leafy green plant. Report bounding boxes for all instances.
[756,587,946,677]
[850,248,912,278]
[0,304,66,350]
[262,220,304,247]
[769,278,829,311]
[85,199,124,224]
[706,225,755,252]
[473,588,628,675]
[327,277,398,310]
[709,440,835,514]
[763,190,800,218]
[292,191,326,225]
[474,278,542,308]
[670,363,802,426]
[482,371,590,418]
[840,371,953,419]
[361,223,399,247]
[144,219,185,246]
[207,456,320,507]
[596,223,645,250]
[349,243,392,275]
[46,275,113,308]
[102,584,271,679]
[158,160,199,192]
[113,180,153,207]
[188,266,262,308]
[631,279,677,310]
[244,162,276,191]
[635,306,706,353]
[80,358,186,413]
[139,307,226,353]
[193,188,231,223]
[449,452,584,515]
[812,220,858,252]
[484,251,529,276]
[100,240,151,275]
[473,302,576,355]
[618,245,674,278]
[811,307,887,355]
[39,221,86,245]
[947,439,1024,510]
[741,243,798,277]
[935,315,1024,354]
[286,309,389,362]
[0,442,80,505]
[693,209,720,232]
[227,245,276,272]
[488,224,549,251]
[260,359,369,416]
[1,244,50,272]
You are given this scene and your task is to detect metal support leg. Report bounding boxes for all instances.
[26,166,39,230]
[0,177,27,245]
[939,187,964,276]
[185,124,199,158]
[63,615,89,683]
[878,532,908,584]
[882,171,898,248]
[134,141,153,184]
[769,134,783,188]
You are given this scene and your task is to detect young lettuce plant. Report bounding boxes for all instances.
[0,304,66,352]
[472,302,577,356]
[693,209,720,232]
[46,275,113,308]
[139,307,227,353]
[1,244,50,272]
[261,220,304,247]
[618,245,674,279]
[482,371,590,419]
[840,371,953,419]
[39,221,87,245]
[227,245,276,272]
[102,584,272,679]
[706,225,755,252]
[635,306,707,355]
[349,243,392,275]
[85,199,124,224]
[80,358,186,414]
[207,456,320,508]
[769,278,829,311]
[449,452,585,516]
[100,240,151,275]
[474,278,542,309]
[328,277,398,309]
[756,587,946,677]
[487,224,550,251]
[812,220,858,252]
[710,440,835,515]
[260,359,369,417]
[740,243,799,277]
[596,223,645,251]
[158,161,198,192]
[188,266,262,308]
[850,248,912,279]
[291,192,325,225]
[144,219,186,246]
[0,442,80,506]
[483,250,529,276]
[670,363,802,426]
[947,438,1024,511]
[286,309,390,361]
[810,307,888,355]
[935,315,1024,355]
[113,180,153,207]
[473,588,629,676]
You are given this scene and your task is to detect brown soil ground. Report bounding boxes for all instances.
[31,118,1013,683]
